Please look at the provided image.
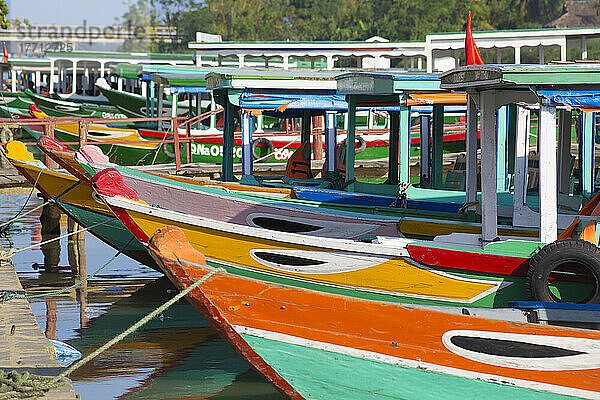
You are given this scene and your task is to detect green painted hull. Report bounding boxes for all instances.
[24,89,126,119]
[57,201,159,271]
[240,333,581,400]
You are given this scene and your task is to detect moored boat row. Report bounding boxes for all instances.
[3,61,600,399]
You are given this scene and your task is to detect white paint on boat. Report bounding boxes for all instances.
[249,248,392,274]
[442,329,600,371]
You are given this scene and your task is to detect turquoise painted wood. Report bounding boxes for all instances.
[239,333,581,400]
[399,104,410,183]
[432,104,444,188]
[497,106,508,191]
[581,112,595,197]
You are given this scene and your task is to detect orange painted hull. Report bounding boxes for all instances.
[148,226,600,400]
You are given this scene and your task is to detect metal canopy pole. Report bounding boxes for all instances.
[557,109,572,194]
[221,97,235,182]
[325,111,337,172]
[419,115,431,187]
[398,104,410,184]
[387,110,400,185]
[345,96,357,189]
[431,104,444,188]
[539,104,558,243]
[241,111,253,176]
[581,112,595,198]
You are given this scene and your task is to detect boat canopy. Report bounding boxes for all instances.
[236,90,466,117]
[537,90,600,111]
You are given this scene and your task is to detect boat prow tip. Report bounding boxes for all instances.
[4,140,35,162]
[76,144,112,166]
[92,168,140,201]
[149,225,206,265]
[37,135,71,153]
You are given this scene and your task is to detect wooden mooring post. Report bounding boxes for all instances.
[40,201,61,269]
[0,125,13,169]
[43,122,58,169]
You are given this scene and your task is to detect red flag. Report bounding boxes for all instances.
[3,42,8,63]
[465,11,484,65]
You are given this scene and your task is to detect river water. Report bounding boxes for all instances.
[0,192,283,400]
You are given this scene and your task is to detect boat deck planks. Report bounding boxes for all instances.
[0,243,77,400]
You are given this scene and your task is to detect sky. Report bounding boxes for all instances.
[8,0,130,26]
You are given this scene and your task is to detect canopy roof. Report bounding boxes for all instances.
[440,64,600,90]
[235,90,466,117]
[206,68,340,91]
[336,71,443,95]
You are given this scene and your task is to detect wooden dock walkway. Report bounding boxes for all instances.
[0,244,77,400]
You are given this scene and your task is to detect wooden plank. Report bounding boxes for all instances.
[0,244,77,400]
[465,95,478,206]
[480,90,498,242]
[513,106,530,227]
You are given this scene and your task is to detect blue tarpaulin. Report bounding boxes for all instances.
[537,90,600,110]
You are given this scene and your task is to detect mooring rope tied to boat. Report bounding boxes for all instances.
[0,179,81,232]
[0,369,68,399]
[0,231,131,303]
[0,217,115,262]
[49,267,225,387]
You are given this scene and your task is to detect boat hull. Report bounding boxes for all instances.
[5,155,159,271]
[148,230,600,400]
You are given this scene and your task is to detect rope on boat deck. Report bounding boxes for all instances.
[49,267,225,387]
[0,218,115,262]
[0,370,68,399]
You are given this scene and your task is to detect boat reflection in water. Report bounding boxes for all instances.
[0,193,281,399]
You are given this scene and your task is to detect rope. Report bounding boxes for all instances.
[0,218,115,262]
[0,370,67,399]
[458,200,479,214]
[49,267,225,386]
[0,180,81,233]
[0,169,44,234]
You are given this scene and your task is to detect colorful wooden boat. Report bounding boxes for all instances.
[93,64,600,310]
[24,89,127,119]
[147,225,600,400]
[37,136,545,242]
[1,140,160,271]
[95,76,187,118]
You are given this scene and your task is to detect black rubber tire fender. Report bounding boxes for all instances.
[252,137,275,160]
[162,135,186,159]
[526,239,600,304]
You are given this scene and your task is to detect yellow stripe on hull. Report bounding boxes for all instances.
[12,160,112,216]
[398,220,538,238]
[128,209,499,302]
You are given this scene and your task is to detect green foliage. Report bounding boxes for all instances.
[119,0,580,51]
